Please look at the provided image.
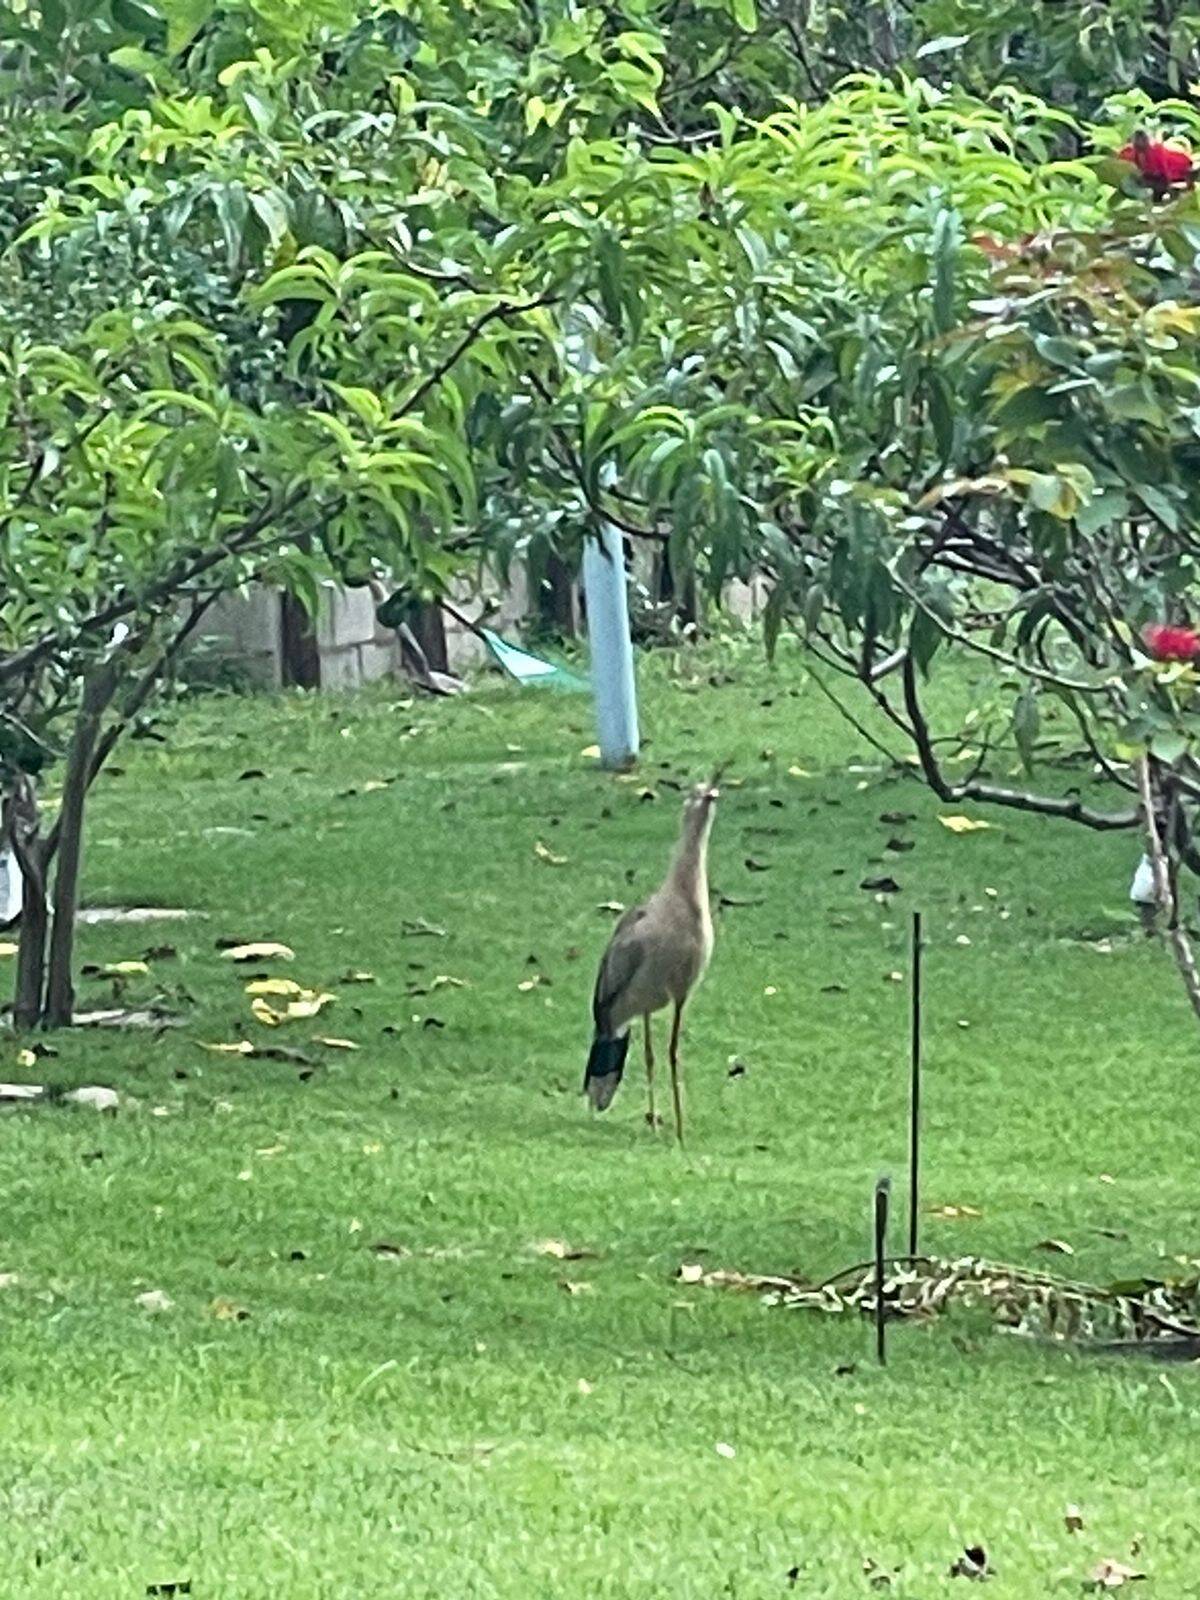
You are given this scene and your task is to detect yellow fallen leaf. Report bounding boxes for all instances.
[208,1296,250,1322]
[250,997,283,1027]
[577,1378,594,1395]
[362,779,390,793]
[284,993,335,1020]
[362,1141,382,1155]
[16,1048,36,1069]
[0,942,17,958]
[342,971,375,984]
[245,978,304,997]
[559,1280,593,1296]
[714,1442,736,1459]
[430,974,467,990]
[928,1203,982,1220]
[581,745,601,759]
[938,815,992,834]
[101,960,149,976]
[1088,1558,1145,1589]
[534,841,567,866]
[199,1040,255,1055]
[677,1262,705,1284]
[787,765,812,778]
[255,1144,285,1157]
[221,942,295,963]
[533,1239,598,1262]
[314,1036,359,1051]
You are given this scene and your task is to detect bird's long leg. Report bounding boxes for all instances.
[643,1014,658,1130]
[668,1001,685,1147]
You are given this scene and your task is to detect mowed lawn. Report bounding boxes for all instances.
[3,637,1200,1597]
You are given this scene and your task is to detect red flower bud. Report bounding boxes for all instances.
[1143,622,1200,662]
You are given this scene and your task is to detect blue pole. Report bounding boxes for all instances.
[583,521,639,770]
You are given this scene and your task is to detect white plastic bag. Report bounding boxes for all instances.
[0,845,21,927]
[1130,854,1157,905]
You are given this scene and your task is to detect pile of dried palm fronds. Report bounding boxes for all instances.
[677,1255,1200,1355]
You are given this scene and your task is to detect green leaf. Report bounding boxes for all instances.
[915,33,970,58]
[1013,689,1039,774]
[732,0,758,31]
[763,577,789,661]
[1151,730,1188,766]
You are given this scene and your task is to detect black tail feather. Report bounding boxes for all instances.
[584,1033,630,1111]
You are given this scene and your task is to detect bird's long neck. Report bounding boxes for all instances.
[666,808,713,910]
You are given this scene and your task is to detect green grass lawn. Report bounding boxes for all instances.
[3,636,1199,1597]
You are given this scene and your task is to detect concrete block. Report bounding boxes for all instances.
[317,584,377,650]
[357,640,399,683]
[318,647,363,691]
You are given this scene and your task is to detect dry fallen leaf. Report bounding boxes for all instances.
[98,960,150,977]
[16,1048,36,1069]
[535,1239,597,1261]
[577,1378,594,1395]
[314,1036,359,1051]
[714,1442,736,1459]
[580,744,601,759]
[1035,1238,1075,1256]
[245,978,304,997]
[535,841,568,866]
[250,996,282,1028]
[284,994,335,1020]
[1064,1505,1085,1535]
[787,765,812,778]
[0,942,17,958]
[939,815,993,834]
[559,1280,594,1296]
[597,900,626,914]
[677,1262,705,1283]
[136,1288,174,1314]
[1087,1558,1145,1589]
[199,1040,256,1055]
[928,1203,982,1220]
[341,970,376,984]
[221,942,295,962]
[208,1296,250,1322]
[362,1141,382,1156]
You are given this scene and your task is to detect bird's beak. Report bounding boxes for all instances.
[705,758,731,800]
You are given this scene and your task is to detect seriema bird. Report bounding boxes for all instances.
[584,770,723,1144]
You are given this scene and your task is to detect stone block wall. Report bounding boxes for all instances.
[198,558,765,692]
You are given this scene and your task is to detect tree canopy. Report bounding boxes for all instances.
[4,0,1200,1022]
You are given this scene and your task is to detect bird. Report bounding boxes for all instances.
[583,768,723,1144]
[1118,128,1194,200]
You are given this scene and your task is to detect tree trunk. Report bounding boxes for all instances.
[4,776,48,1031]
[536,552,577,636]
[43,665,117,1029]
[409,601,449,673]
[280,590,321,689]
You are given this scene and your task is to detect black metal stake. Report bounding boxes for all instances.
[874,1175,891,1367]
[908,910,923,1259]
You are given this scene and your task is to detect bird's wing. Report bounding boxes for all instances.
[592,906,648,1032]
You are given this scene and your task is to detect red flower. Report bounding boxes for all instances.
[1144,622,1200,662]
[1119,137,1193,185]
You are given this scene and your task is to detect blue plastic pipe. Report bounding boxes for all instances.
[582,521,639,769]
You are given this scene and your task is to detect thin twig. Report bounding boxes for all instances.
[1138,754,1200,1024]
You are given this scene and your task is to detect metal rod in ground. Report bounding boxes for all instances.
[874,1175,891,1367]
[909,910,923,1258]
